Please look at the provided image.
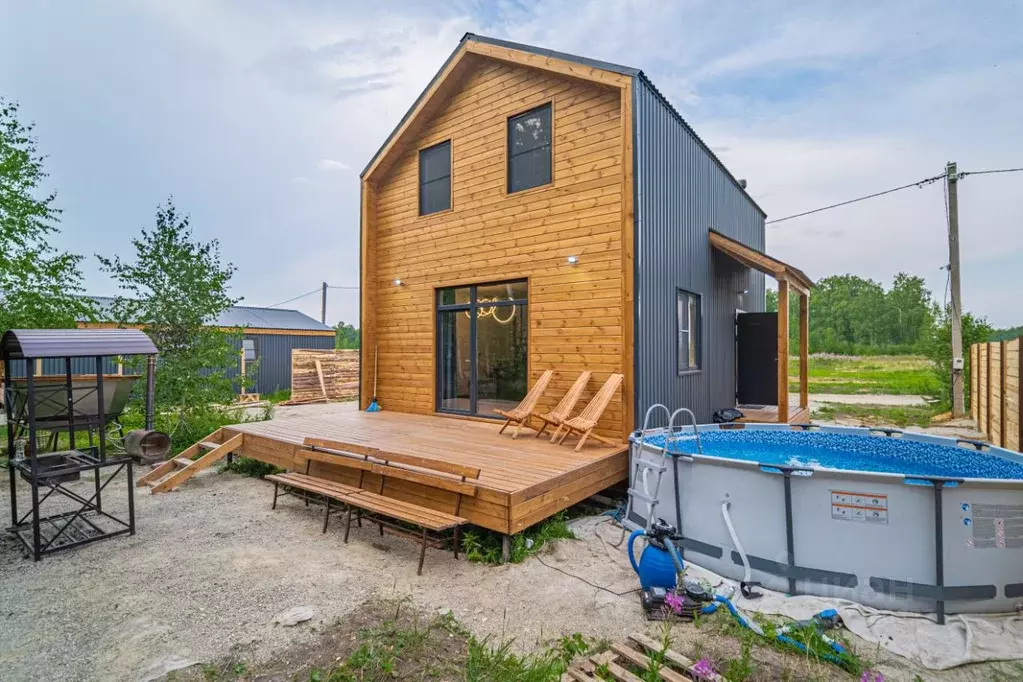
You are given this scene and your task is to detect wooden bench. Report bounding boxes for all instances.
[267,438,481,575]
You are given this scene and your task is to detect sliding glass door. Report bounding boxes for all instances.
[436,280,527,418]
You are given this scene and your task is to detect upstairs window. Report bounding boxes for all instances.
[677,290,701,373]
[419,140,451,215]
[507,103,552,193]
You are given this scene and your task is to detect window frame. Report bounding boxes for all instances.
[676,289,702,374]
[506,102,553,195]
[418,139,452,216]
[242,337,258,363]
[435,279,529,417]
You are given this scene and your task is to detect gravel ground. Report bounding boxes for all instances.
[0,426,996,681]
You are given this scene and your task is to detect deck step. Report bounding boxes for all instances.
[174,457,195,468]
[199,441,220,450]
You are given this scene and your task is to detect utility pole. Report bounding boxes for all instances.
[946,161,965,417]
[319,282,327,325]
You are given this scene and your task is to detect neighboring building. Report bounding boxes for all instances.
[359,34,812,441]
[78,298,336,395]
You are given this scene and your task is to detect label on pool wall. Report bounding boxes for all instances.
[831,490,888,524]
[966,503,1023,549]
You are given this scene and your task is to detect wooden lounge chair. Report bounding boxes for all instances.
[554,373,625,451]
[532,371,591,442]
[494,369,554,438]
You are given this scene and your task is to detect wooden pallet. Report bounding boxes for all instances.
[136,429,244,493]
[563,632,727,682]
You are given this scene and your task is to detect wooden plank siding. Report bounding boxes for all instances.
[978,343,989,437]
[990,341,1003,446]
[361,55,630,440]
[970,339,1022,452]
[1007,339,1021,452]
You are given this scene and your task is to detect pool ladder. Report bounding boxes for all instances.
[624,405,702,531]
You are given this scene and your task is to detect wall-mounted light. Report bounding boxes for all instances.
[742,289,749,295]
[393,279,404,287]
[567,255,579,266]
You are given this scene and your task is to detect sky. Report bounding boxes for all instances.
[1,0,1021,327]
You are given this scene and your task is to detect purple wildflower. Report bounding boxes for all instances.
[860,671,886,682]
[691,658,717,680]
[664,591,684,615]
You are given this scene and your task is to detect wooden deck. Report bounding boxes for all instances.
[738,403,810,424]
[224,410,628,534]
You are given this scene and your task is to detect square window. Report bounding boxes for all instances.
[419,140,451,215]
[677,290,701,372]
[507,104,552,193]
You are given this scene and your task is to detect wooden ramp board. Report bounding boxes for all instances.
[563,632,727,681]
[224,409,628,534]
[137,430,244,493]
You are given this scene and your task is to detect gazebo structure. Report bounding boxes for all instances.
[2,328,157,560]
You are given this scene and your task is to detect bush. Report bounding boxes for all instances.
[221,457,283,478]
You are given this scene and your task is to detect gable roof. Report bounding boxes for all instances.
[361,33,762,214]
[86,296,333,332]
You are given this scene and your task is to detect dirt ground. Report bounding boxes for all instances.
[0,456,1012,681]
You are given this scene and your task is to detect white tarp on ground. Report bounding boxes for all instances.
[577,517,1023,671]
[680,554,1023,671]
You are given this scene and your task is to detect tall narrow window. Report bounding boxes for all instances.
[242,338,257,362]
[677,290,701,372]
[507,103,552,193]
[437,281,528,418]
[419,140,451,215]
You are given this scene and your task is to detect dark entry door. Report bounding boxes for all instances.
[736,313,778,406]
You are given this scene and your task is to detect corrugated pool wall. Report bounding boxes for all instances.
[633,77,766,424]
[226,334,335,395]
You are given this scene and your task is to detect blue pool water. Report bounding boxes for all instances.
[639,430,1023,481]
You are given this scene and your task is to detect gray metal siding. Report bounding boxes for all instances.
[634,77,766,424]
[227,334,335,395]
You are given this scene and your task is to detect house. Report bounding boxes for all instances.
[77,298,336,396]
[358,34,812,443]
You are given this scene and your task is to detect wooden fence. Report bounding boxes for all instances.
[971,338,1021,451]
[287,349,359,404]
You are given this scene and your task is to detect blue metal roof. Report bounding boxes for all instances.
[86,297,333,332]
[360,33,761,214]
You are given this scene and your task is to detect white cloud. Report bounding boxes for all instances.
[317,159,350,172]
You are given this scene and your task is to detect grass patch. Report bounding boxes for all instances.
[263,388,291,404]
[461,512,577,565]
[813,402,941,428]
[787,354,939,396]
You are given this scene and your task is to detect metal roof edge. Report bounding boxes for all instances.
[634,73,767,218]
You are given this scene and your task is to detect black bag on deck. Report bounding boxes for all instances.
[712,408,744,423]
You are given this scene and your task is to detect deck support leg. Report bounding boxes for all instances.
[501,534,511,564]
[343,508,353,543]
[322,498,331,533]
[453,527,461,560]
[417,528,428,576]
[272,482,279,510]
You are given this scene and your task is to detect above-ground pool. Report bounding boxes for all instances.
[626,421,1023,618]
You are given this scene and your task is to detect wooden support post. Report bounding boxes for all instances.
[970,344,978,422]
[501,534,512,563]
[799,292,809,411]
[239,346,247,396]
[777,279,790,423]
[1001,340,1008,448]
[987,342,994,439]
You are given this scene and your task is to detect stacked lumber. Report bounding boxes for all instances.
[285,349,359,404]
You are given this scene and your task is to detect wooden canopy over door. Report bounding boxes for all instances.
[709,229,814,423]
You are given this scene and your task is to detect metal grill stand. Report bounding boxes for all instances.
[2,330,156,560]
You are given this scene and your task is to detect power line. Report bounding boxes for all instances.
[327,285,359,290]
[765,173,946,225]
[266,287,322,308]
[959,166,1023,178]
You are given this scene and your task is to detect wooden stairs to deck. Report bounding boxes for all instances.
[136,429,244,493]
[563,632,727,681]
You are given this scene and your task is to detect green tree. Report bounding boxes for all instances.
[97,198,243,411]
[0,97,93,330]
[926,309,993,409]
[334,321,359,349]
